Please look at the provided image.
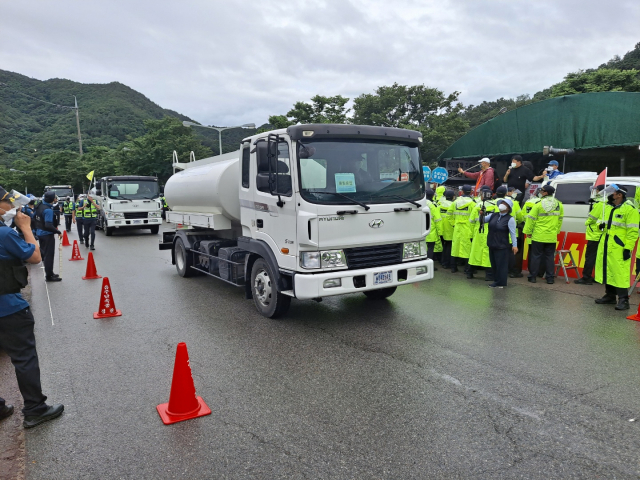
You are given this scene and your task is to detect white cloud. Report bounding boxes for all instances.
[1,0,639,126]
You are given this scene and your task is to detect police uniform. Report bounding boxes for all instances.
[82,198,99,250]
[524,187,564,284]
[468,192,498,280]
[62,198,75,232]
[0,186,64,426]
[577,195,605,284]
[424,190,443,264]
[75,197,85,240]
[595,187,639,310]
[447,186,475,273]
[34,193,62,281]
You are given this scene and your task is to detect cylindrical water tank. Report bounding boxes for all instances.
[164,157,240,222]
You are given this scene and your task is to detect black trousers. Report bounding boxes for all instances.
[528,241,556,279]
[0,308,48,416]
[489,248,509,286]
[39,234,56,278]
[440,240,452,268]
[582,240,599,280]
[605,284,628,300]
[509,230,524,274]
[76,217,84,239]
[426,241,435,260]
[64,214,73,232]
[83,219,97,246]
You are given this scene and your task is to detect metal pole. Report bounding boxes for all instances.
[218,129,223,156]
[74,96,83,156]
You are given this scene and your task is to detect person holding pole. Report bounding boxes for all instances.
[81,193,100,250]
[73,194,85,240]
[457,158,494,195]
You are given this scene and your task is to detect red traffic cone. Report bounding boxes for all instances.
[69,240,84,261]
[156,342,211,425]
[627,303,640,321]
[61,231,71,247]
[93,277,122,319]
[82,252,102,280]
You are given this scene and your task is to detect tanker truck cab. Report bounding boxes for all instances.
[95,175,163,236]
[161,124,434,318]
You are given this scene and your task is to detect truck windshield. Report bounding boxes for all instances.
[298,140,424,205]
[107,180,159,199]
[48,188,73,198]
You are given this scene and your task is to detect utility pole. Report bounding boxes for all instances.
[74,96,83,156]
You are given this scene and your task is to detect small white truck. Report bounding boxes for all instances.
[94,175,163,235]
[160,124,434,318]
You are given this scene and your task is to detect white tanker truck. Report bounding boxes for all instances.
[160,124,434,318]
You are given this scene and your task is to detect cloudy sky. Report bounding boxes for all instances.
[2,0,639,126]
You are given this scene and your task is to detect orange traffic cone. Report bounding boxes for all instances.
[82,252,102,280]
[156,342,211,425]
[69,240,84,261]
[93,277,122,319]
[61,231,71,247]
[627,303,640,321]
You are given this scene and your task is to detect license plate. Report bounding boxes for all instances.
[132,220,142,224]
[374,270,393,285]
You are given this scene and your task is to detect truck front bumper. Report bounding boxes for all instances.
[293,259,433,300]
[107,218,162,227]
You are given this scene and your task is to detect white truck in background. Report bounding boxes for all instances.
[93,175,163,235]
[160,124,434,318]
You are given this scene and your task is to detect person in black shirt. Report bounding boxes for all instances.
[503,155,534,205]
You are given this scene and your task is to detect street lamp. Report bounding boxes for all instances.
[10,169,27,194]
[183,121,256,156]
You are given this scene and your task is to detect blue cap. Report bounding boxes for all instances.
[548,160,559,166]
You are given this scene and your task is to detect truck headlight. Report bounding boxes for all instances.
[148,211,162,218]
[106,212,124,220]
[403,242,427,259]
[320,250,346,268]
[300,252,320,269]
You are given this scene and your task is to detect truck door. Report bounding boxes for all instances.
[253,136,298,270]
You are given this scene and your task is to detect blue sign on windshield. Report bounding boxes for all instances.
[431,167,449,184]
[422,166,431,182]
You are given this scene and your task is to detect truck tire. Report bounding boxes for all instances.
[105,226,114,236]
[149,225,159,234]
[175,237,196,277]
[251,258,291,318]
[363,287,397,300]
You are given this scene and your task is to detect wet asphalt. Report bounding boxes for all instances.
[23,224,640,479]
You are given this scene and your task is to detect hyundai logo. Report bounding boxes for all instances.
[369,219,384,228]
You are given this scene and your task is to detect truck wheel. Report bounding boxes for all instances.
[251,258,291,318]
[175,237,196,277]
[363,287,397,300]
[149,225,159,234]
[105,226,114,236]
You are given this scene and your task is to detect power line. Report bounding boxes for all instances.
[0,82,76,109]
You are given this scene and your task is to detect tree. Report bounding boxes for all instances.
[263,95,350,132]
[352,83,469,162]
[550,68,640,97]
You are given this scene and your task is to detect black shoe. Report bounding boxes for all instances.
[23,404,64,429]
[574,277,593,285]
[615,298,630,310]
[466,272,474,279]
[509,272,524,278]
[451,268,458,273]
[45,276,62,282]
[528,277,536,283]
[488,283,504,289]
[90,245,95,251]
[595,295,617,305]
[485,276,493,282]
[85,241,89,248]
[0,404,14,420]
[547,278,554,285]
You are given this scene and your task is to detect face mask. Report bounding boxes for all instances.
[510,162,516,168]
[1,208,17,225]
[499,204,508,213]
[608,195,615,203]
[546,167,554,172]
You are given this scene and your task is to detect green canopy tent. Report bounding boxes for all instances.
[438,92,640,182]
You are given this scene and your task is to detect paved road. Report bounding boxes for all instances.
[21,224,640,479]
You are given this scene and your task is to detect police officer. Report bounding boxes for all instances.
[0,186,64,427]
[74,194,85,240]
[424,188,443,269]
[438,189,455,269]
[594,185,639,310]
[448,184,475,273]
[80,194,100,250]
[524,185,564,284]
[506,186,525,278]
[62,196,75,233]
[34,191,62,282]
[468,186,498,280]
[161,194,169,220]
[576,185,605,285]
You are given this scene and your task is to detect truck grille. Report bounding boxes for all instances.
[343,243,403,270]
[124,212,148,220]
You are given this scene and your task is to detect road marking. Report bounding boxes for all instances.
[41,264,55,326]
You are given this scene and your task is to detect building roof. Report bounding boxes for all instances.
[438,92,640,160]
